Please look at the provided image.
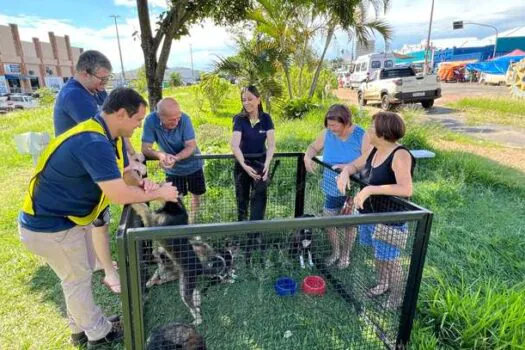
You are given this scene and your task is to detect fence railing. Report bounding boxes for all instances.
[117,152,432,349]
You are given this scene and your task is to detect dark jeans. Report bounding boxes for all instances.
[234,160,268,222]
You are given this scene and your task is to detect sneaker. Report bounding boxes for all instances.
[70,315,120,347]
[71,332,87,346]
[87,316,123,349]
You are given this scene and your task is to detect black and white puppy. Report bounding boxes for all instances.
[131,201,236,325]
[289,214,315,269]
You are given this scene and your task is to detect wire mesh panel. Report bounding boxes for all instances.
[117,153,432,350]
[143,153,304,224]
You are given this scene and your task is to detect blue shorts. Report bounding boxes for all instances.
[358,223,407,261]
[324,195,346,211]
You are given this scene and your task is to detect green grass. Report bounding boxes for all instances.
[447,97,525,129]
[1,86,524,349]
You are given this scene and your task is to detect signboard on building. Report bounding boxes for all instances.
[4,64,21,74]
[355,40,375,58]
[0,76,8,94]
[44,76,64,91]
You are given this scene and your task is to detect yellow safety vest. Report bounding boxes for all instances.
[22,118,125,226]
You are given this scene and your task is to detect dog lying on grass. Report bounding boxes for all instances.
[146,322,206,350]
[131,201,237,325]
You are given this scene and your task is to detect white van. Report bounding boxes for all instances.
[348,53,395,89]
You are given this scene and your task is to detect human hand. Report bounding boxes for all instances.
[262,162,270,181]
[332,164,346,171]
[353,187,371,210]
[159,153,176,169]
[140,178,160,193]
[336,169,351,194]
[243,164,261,181]
[304,157,316,173]
[158,182,179,202]
[130,152,145,163]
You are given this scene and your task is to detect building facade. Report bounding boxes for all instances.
[0,23,83,94]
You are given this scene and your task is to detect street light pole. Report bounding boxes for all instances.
[423,0,435,75]
[189,44,195,82]
[110,15,126,84]
[464,22,498,58]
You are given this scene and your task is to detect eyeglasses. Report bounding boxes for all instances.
[89,72,113,84]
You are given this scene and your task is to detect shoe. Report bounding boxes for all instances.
[87,316,123,349]
[71,315,120,347]
[71,332,87,346]
[337,257,350,270]
[366,282,389,297]
[102,277,121,294]
[324,253,339,267]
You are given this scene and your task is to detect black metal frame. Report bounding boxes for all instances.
[117,152,433,349]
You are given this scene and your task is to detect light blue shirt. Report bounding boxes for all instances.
[142,111,203,176]
[322,126,365,196]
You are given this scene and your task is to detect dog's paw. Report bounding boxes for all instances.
[193,317,203,326]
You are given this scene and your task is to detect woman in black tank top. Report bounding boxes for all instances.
[336,112,415,309]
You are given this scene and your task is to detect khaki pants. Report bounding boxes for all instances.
[19,224,112,341]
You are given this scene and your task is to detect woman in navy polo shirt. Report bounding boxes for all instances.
[303,104,370,269]
[230,85,276,222]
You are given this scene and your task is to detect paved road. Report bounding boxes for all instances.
[334,84,525,149]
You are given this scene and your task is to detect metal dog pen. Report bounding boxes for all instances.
[117,153,433,349]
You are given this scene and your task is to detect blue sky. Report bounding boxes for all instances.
[1,0,523,72]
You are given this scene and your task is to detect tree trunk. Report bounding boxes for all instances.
[283,65,293,99]
[308,24,335,99]
[297,37,309,97]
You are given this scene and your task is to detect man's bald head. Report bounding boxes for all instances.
[157,98,182,129]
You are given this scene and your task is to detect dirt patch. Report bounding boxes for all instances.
[434,140,525,173]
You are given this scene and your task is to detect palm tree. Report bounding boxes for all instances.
[308,0,392,98]
[214,35,283,113]
[247,0,303,99]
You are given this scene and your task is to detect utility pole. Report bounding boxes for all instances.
[110,15,126,84]
[189,44,195,82]
[423,0,435,74]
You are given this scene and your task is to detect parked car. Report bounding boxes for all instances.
[5,94,39,110]
[358,67,441,110]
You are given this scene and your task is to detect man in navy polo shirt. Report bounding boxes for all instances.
[141,98,205,224]
[53,50,111,136]
[19,88,179,348]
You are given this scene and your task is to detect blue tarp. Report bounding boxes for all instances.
[466,55,525,75]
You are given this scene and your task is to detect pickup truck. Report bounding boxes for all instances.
[358,67,441,110]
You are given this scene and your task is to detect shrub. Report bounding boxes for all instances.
[34,87,56,106]
[200,74,231,113]
[281,97,318,120]
[169,72,183,87]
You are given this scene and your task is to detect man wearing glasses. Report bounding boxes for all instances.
[54,50,113,136]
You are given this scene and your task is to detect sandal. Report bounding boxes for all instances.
[337,256,350,269]
[102,277,121,294]
[324,254,339,267]
[366,282,389,297]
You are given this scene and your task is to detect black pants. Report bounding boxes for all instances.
[234,160,268,222]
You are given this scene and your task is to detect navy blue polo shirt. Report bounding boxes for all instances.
[53,78,108,136]
[233,112,274,155]
[142,111,203,176]
[19,114,128,233]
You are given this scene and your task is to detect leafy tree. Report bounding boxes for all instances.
[307,0,392,98]
[135,0,252,108]
[169,71,183,87]
[246,0,303,99]
[131,65,148,93]
[199,73,231,113]
[215,35,283,113]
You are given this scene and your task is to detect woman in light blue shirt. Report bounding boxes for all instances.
[304,104,370,269]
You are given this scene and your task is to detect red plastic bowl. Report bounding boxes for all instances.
[302,275,326,296]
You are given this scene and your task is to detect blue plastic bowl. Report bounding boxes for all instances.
[274,277,298,296]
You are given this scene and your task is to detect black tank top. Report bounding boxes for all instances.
[359,145,415,214]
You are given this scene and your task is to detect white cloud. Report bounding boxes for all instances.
[0,13,235,72]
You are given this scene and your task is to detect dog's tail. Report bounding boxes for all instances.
[131,203,154,227]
